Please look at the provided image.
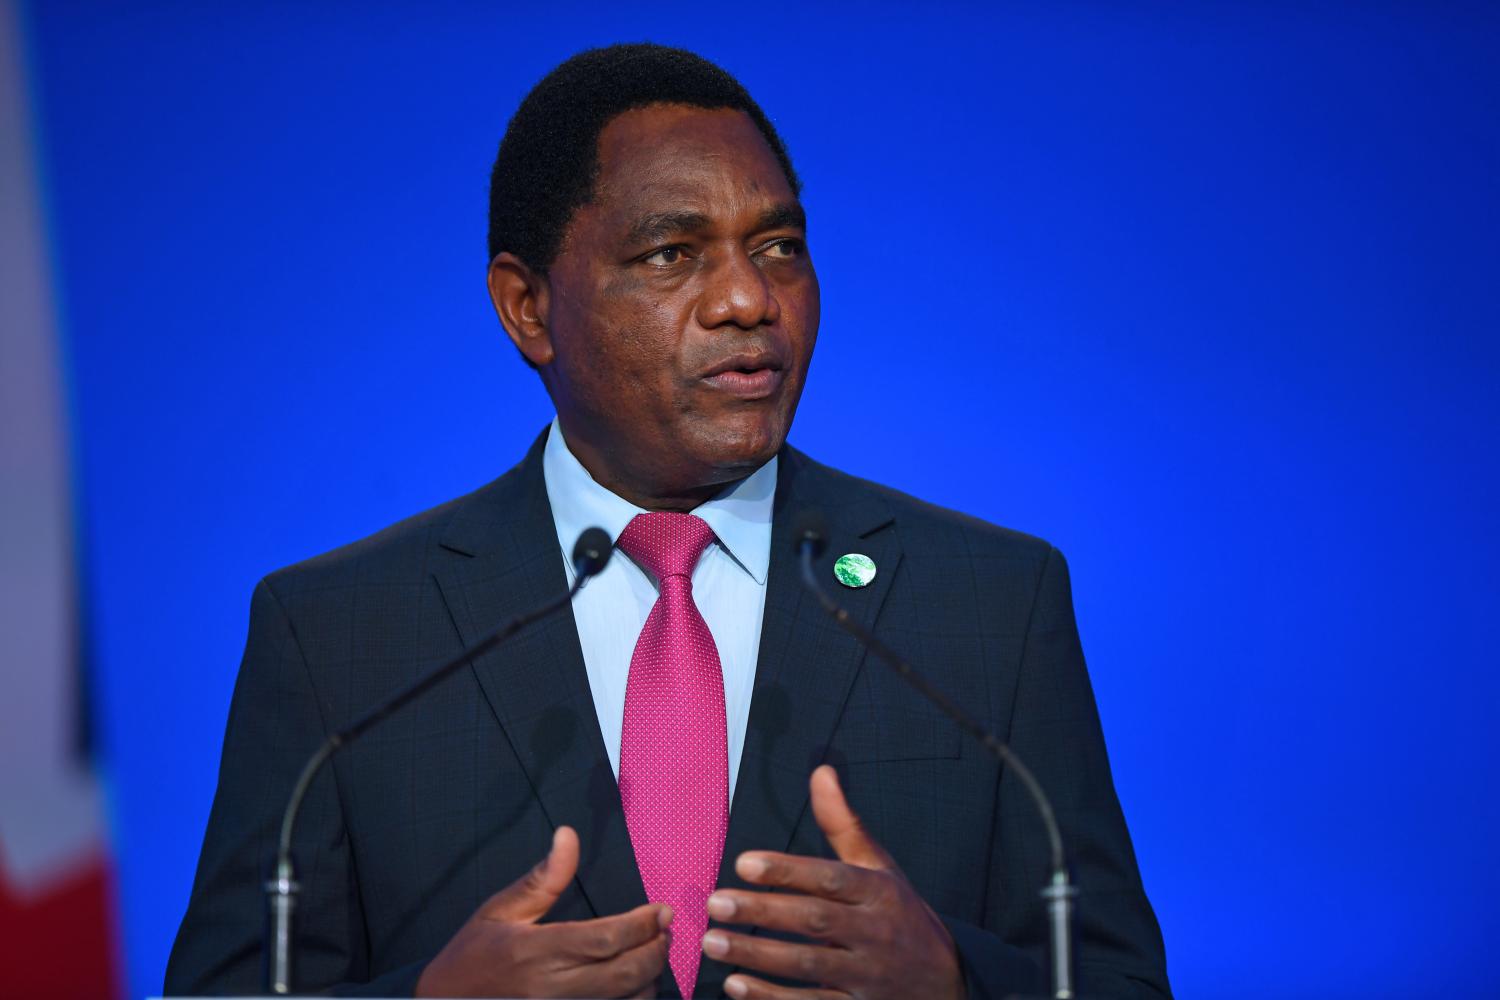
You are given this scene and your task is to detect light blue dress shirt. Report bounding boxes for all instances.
[542,418,774,804]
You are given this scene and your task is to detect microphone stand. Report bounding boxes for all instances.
[795,530,1078,1000]
[265,529,612,995]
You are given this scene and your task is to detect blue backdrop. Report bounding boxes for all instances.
[21,2,1499,997]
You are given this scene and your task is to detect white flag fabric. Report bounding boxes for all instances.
[0,0,122,995]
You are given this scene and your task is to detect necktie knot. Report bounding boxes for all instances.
[616,512,716,583]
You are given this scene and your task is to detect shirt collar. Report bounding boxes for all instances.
[542,417,775,585]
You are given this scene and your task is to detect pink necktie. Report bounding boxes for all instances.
[616,512,729,999]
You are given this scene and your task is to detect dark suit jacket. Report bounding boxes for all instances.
[165,433,1170,998]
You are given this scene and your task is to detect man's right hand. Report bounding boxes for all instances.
[415,826,672,998]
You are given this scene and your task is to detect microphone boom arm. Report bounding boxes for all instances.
[266,527,612,995]
[796,538,1078,1000]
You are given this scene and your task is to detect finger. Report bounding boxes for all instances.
[701,929,855,989]
[555,922,670,998]
[734,851,876,905]
[552,902,672,962]
[706,889,850,944]
[722,973,849,1000]
[808,765,895,871]
[481,825,579,924]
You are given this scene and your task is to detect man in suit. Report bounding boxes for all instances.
[166,44,1170,999]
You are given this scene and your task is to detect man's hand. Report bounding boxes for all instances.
[416,826,672,999]
[700,766,964,1000]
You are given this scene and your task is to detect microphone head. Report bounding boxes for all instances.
[790,509,829,559]
[572,527,614,579]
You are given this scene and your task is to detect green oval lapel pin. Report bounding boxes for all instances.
[833,552,877,589]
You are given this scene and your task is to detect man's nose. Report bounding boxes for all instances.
[696,247,780,331]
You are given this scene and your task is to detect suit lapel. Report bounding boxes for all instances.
[431,432,648,923]
[697,448,901,997]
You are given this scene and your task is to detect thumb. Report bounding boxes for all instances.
[809,765,896,871]
[481,825,580,924]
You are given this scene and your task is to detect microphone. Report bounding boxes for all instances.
[790,510,1078,1000]
[792,509,828,559]
[264,527,614,995]
[572,525,613,578]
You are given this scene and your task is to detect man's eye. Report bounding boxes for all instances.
[643,246,685,266]
[763,238,803,258]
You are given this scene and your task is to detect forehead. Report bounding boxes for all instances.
[590,104,796,224]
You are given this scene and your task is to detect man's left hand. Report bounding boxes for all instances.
[700,765,965,1000]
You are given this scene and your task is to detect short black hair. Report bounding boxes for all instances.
[487,43,801,272]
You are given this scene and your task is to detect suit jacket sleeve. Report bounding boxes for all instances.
[942,547,1170,999]
[163,578,427,997]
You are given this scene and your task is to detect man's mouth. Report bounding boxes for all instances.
[700,354,785,400]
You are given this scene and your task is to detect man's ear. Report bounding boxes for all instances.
[487,252,555,366]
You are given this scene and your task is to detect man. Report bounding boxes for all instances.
[166,44,1170,999]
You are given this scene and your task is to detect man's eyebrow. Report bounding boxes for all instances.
[625,211,713,246]
[757,203,807,233]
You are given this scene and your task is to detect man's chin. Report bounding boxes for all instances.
[688,416,787,478]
